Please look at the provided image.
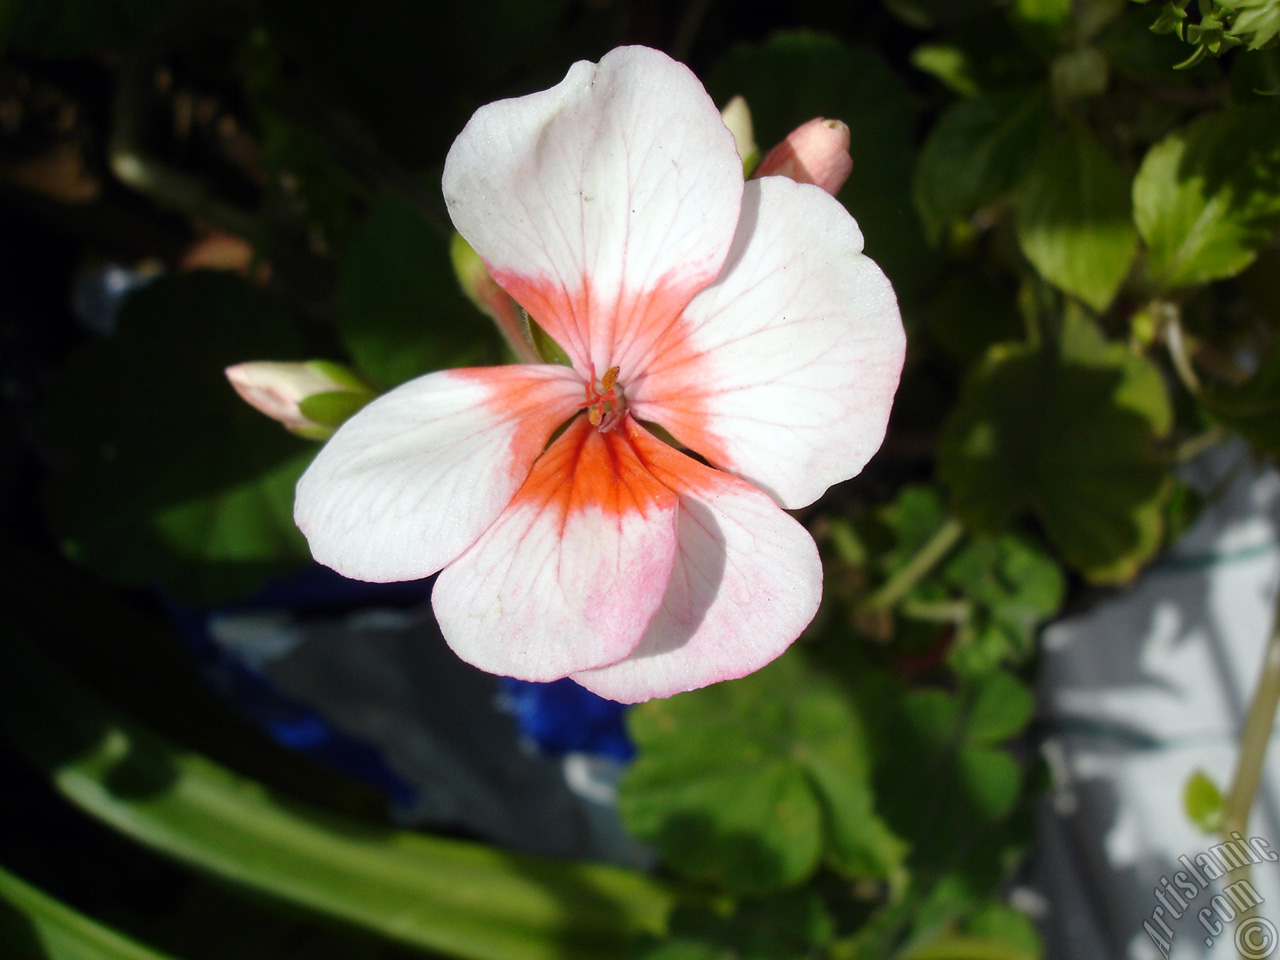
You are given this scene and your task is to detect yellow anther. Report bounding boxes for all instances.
[601,366,620,392]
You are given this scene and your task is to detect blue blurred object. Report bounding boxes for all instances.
[164,564,430,809]
[499,677,634,763]
[72,262,161,335]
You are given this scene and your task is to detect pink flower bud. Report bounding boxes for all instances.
[225,361,371,439]
[754,118,853,196]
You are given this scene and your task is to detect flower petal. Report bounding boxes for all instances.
[628,176,905,509]
[432,416,680,681]
[571,421,821,703]
[442,46,743,376]
[294,365,580,582]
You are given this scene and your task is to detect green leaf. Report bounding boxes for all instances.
[0,863,181,960]
[1134,106,1280,290]
[1201,334,1280,456]
[914,91,1046,244]
[1184,770,1225,833]
[899,934,1038,960]
[638,890,833,960]
[960,903,1043,957]
[942,535,1065,675]
[911,44,980,95]
[709,30,937,304]
[335,197,500,388]
[1225,0,1280,50]
[43,273,313,604]
[0,634,675,960]
[621,654,906,895]
[938,312,1172,583]
[1016,122,1138,311]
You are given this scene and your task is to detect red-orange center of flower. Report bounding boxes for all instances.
[578,365,626,433]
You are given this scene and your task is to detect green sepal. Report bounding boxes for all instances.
[527,313,574,366]
[297,389,374,429]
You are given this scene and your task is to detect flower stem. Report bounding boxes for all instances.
[1222,586,1280,841]
[862,518,965,611]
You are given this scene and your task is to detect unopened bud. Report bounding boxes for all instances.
[720,95,759,176]
[450,233,539,363]
[225,360,374,440]
[755,118,853,196]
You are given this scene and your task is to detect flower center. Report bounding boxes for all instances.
[579,365,627,433]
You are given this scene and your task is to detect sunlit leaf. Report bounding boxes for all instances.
[1016,122,1138,311]
[1134,106,1280,290]
[1184,770,1225,833]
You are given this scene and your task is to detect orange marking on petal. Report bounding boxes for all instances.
[452,366,581,485]
[489,270,713,378]
[509,416,676,525]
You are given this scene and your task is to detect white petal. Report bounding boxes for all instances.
[294,366,580,582]
[432,416,680,681]
[572,422,821,703]
[628,177,905,509]
[443,46,743,376]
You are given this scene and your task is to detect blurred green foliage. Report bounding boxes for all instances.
[3,0,1280,958]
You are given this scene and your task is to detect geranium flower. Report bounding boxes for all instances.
[294,46,904,703]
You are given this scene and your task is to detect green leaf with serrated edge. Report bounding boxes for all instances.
[1202,335,1280,456]
[0,634,675,960]
[1185,770,1225,833]
[0,863,181,960]
[1134,106,1280,290]
[43,273,313,605]
[914,91,1045,244]
[938,311,1172,584]
[621,654,905,895]
[709,30,936,304]
[1015,122,1138,311]
[335,197,500,388]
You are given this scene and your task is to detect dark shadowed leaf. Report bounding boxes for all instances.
[44,273,314,604]
[335,198,501,388]
[938,312,1172,583]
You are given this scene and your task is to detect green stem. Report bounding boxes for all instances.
[1222,588,1280,839]
[1219,585,1280,949]
[863,518,965,611]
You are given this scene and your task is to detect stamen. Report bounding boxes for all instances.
[577,365,626,432]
